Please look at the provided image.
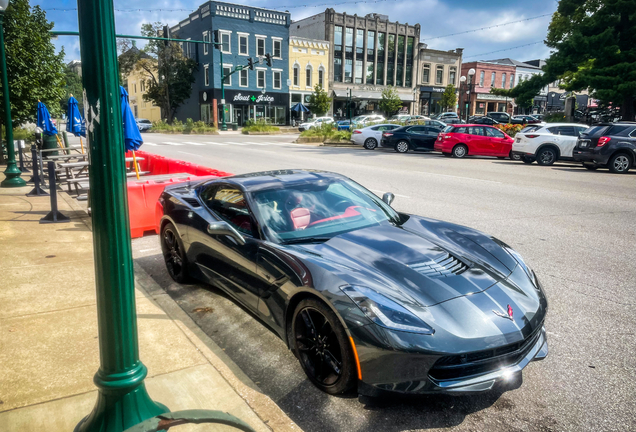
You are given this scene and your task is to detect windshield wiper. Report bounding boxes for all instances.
[283,237,331,245]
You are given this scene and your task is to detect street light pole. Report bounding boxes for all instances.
[219,50,227,131]
[347,88,352,123]
[0,0,26,188]
[75,0,167,430]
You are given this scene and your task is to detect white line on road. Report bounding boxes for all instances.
[369,189,410,198]
[143,143,158,146]
[204,142,228,146]
[244,141,269,146]
[224,142,249,146]
[177,151,202,157]
[162,142,185,146]
[183,142,206,146]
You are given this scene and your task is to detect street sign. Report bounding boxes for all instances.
[221,99,225,104]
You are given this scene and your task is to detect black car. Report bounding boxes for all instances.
[486,112,524,125]
[380,125,444,153]
[467,115,500,126]
[158,170,548,397]
[573,122,636,173]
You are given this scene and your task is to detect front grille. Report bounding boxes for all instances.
[429,326,542,381]
[409,253,468,278]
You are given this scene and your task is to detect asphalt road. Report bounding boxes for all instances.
[132,132,636,432]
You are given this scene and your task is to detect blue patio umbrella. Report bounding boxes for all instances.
[36,101,58,136]
[120,86,143,178]
[66,95,86,153]
[291,102,310,113]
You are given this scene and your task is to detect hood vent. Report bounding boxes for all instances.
[182,197,201,208]
[409,253,468,278]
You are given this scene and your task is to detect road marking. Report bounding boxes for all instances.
[204,141,228,146]
[177,151,201,157]
[162,141,185,146]
[369,189,410,198]
[143,142,158,146]
[244,141,269,146]
[224,141,249,146]
[183,141,206,146]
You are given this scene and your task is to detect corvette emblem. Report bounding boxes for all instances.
[493,305,514,321]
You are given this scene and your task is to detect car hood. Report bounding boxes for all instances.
[293,221,519,307]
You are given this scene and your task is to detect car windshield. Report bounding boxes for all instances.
[583,125,609,136]
[250,178,400,244]
[443,125,454,132]
[352,116,366,122]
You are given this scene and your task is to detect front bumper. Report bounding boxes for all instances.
[352,324,548,397]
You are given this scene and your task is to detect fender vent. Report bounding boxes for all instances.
[409,253,467,278]
[181,197,201,208]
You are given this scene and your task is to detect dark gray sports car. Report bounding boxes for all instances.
[158,169,548,397]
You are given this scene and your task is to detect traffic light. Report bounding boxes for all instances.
[213,30,220,49]
[247,58,254,70]
[265,53,272,67]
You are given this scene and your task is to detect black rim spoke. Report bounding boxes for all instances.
[301,310,318,337]
[324,350,342,375]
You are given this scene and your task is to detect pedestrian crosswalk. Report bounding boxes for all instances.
[140,140,301,148]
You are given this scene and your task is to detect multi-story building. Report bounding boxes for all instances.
[67,60,82,77]
[291,9,419,118]
[125,68,162,122]
[487,58,548,114]
[460,61,516,117]
[524,59,591,112]
[416,44,463,115]
[289,36,330,121]
[171,1,290,126]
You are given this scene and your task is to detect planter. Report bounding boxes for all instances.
[242,131,282,135]
[322,140,357,147]
[296,136,324,143]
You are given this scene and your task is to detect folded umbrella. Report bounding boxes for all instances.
[66,95,86,153]
[36,101,58,136]
[120,86,143,179]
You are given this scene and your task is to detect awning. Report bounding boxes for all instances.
[332,89,415,102]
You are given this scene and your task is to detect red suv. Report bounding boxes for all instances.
[435,125,515,158]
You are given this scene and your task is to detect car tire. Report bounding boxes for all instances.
[292,298,357,395]
[608,153,632,174]
[452,144,468,158]
[522,156,534,164]
[363,138,378,150]
[395,140,409,153]
[160,222,190,283]
[583,163,598,171]
[536,147,557,166]
[509,151,521,161]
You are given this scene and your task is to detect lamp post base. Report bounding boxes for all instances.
[1,165,27,188]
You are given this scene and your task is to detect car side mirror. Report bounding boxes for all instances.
[207,221,246,246]
[382,192,395,206]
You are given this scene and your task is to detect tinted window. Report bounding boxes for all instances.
[547,127,560,135]
[453,127,467,134]
[583,126,610,136]
[576,126,587,135]
[407,126,426,134]
[521,125,542,133]
[558,126,577,136]
[370,126,380,131]
[210,187,254,235]
[443,125,454,133]
[486,127,505,138]
[608,125,631,135]
[468,126,484,135]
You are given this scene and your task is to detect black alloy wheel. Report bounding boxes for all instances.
[452,144,468,158]
[292,299,356,394]
[522,156,534,164]
[161,223,189,283]
[363,138,378,150]
[583,163,598,171]
[608,153,632,174]
[395,140,410,153]
[536,147,557,166]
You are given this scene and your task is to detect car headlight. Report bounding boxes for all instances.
[341,285,434,335]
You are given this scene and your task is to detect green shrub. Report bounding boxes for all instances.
[300,123,351,141]
[192,121,217,134]
[183,118,194,134]
[11,127,35,143]
[242,119,280,134]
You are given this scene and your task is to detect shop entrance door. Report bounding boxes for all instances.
[234,107,244,126]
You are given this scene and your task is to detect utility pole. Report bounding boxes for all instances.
[75,0,167,430]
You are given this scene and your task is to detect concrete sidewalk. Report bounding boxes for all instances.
[0,170,298,431]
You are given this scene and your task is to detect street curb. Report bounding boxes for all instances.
[56,190,300,432]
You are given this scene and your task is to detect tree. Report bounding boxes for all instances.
[59,64,84,115]
[307,84,331,116]
[1,0,65,126]
[379,86,403,117]
[118,23,197,123]
[440,84,457,112]
[501,0,636,120]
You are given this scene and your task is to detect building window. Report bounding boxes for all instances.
[449,67,456,85]
[293,65,299,86]
[318,68,324,87]
[355,60,363,84]
[510,74,515,88]
[240,69,248,87]
[387,34,395,61]
[397,35,405,63]
[479,71,485,87]
[133,83,137,93]
[491,72,496,87]
[367,31,375,57]
[203,32,209,55]
[140,80,145,91]
[273,39,282,58]
[436,65,443,85]
[257,38,265,56]
[422,64,430,83]
[257,69,265,88]
[334,58,342,82]
[366,61,374,84]
[396,63,403,86]
[356,29,364,56]
[345,27,353,54]
[204,64,209,87]
[223,65,231,86]
[387,62,394,85]
[334,25,343,52]
[239,34,248,55]
[405,64,412,87]
[273,71,281,89]
[376,64,384,85]
[502,73,506,89]
[344,59,352,83]
[306,66,312,87]
[220,31,230,53]
[406,37,414,63]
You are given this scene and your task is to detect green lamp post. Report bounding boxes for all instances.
[0,0,26,188]
[74,0,167,430]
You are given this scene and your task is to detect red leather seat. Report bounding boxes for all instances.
[290,207,311,230]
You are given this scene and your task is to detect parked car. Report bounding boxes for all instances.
[487,111,524,125]
[352,115,385,127]
[512,123,588,165]
[532,114,544,121]
[435,124,514,158]
[336,120,352,131]
[351,123,402,149]
[424,119,447,129]
[433,112,460,122]
[388,114,411,123]
[299,116,334,132]
[467,115,500,125]
[406,115,431,124]
[136,118,152,132]
[380,124,444,153]
[573,122,636,173]
[512,115,541,124]
[159,169,548,396]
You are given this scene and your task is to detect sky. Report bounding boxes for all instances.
[36,0,558,65]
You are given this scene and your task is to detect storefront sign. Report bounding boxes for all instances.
[420,86,445,93]
[232,93,276,103]
[206,89,290,106]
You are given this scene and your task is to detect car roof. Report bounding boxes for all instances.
[535,123,585,127]
[362,123,397,128]
[209,169,348,192]
[449,124,496,128]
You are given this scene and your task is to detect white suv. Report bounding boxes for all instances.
[298,116,334,132]
[511,123,588,165]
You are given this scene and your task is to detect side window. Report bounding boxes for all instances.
[547,127,560,135]
[577,126,588,136]
[454,127,467,134]
[199,184,218,208]
[371,126,380,131]
[468,126,483,136]
[608,125,630,135]
[629,128,636,138]
[210,187,254,235]
[486,127,505,138]
[559,126,577,136]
